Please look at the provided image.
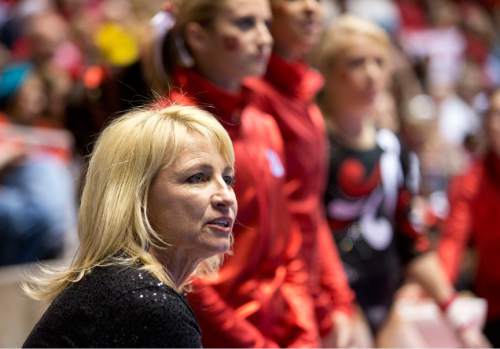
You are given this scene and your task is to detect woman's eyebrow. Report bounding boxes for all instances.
[176,162,214,173]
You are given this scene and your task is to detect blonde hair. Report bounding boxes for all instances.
[24,104,235,301]
[315,14,391,75]
[145,0,229,92]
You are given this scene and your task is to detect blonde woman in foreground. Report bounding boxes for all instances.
[22,104,237,348]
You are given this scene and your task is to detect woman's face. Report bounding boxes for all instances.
[190,0,273,89]
[326,35,389,111]
[486,91,500,156]
[270,0,324,60]
[12,74,47,124]
[148,131,237,261]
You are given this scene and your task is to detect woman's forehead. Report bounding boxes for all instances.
[217,0,270,18]
[343,33,388,51]
[172,131,229,163]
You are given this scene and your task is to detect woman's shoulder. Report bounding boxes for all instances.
[24,264,201,347]
[33,264,175,323]
[106,268,201,346]
[98,265,189,312]
[63,264,186,306]
[96,265,202,347]
[448,156,487,200]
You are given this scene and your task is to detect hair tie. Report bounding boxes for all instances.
[151,3,194,82]
[151,9,177,82]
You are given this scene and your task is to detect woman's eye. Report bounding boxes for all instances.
[234,16,256,31]
[375,57,385,67]
[186,173,208,184]
[347,58,364,69]
[223,175,235,186]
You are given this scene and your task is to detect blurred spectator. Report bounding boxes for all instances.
[438,88,500,347]
[61,0,159,156]
[22,9,70,68]
[403,67,484,227]
[346,0,401,35]
[18,8,81,127]
[0,62,75,266]
[399,0,466,91]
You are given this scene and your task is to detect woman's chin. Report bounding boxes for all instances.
[201,238,232,257]
[245,58,270,78]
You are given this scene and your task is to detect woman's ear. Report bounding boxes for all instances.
[185,22,208,54]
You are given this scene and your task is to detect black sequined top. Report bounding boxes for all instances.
[23,264,202,348]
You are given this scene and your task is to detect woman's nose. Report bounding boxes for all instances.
[256,21,273,48]
[366,60,381,80]
[304,0,320,13]
[211,185,236,211]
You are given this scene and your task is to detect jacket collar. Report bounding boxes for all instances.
[264,52,323,101]
[173,67,246,128]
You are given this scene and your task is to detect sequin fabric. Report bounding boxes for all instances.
[23,264,202,348]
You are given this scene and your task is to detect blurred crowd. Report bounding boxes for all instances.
[0,0,499,347]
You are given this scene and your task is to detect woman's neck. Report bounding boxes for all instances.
[325,103,377,149]
[194,65,241,94]
[153,247,202,289]
[273,43,304,63]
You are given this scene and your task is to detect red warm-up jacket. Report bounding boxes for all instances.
[438,151,500,320]
[246,53,354,335]
[168,67,320,348]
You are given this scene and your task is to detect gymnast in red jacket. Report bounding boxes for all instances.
[438,88,500,347]
[246,0,355,346]
[148,0,319,347]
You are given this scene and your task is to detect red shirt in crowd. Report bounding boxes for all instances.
[168,67,320,348]
[439,151,500,320]
[246,53,354,336]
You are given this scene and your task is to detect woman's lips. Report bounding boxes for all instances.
[206,217,234,235]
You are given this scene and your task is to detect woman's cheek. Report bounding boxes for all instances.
[222,34,240,52]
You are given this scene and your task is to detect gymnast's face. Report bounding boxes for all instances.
[270,0,324,60]
[148,131,237,260]
[187,0,273,89]
[11,74,46,125]
[326,35,389,112]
